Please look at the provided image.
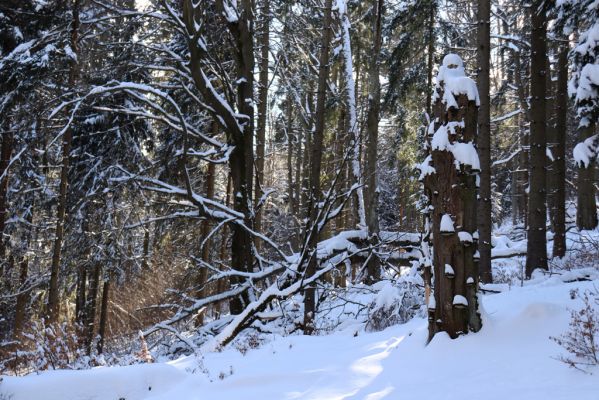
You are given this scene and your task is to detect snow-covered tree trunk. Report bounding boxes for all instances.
[575,123,598,230]
[337,0,366,231]
[421,54,482,341]
[561,0,599,231]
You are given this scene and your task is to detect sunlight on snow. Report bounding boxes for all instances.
[283,336,404,400]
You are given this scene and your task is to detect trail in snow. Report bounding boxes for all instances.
[2,269,598,400]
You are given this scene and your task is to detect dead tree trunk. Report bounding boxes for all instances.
[476,0,492,284]
[525,1,548,277]
[423,54,482,341]
[303,0,333,335]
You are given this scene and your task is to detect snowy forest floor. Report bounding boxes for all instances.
[2,229,599,400]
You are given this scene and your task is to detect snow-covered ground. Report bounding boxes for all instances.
[2,262,598,400]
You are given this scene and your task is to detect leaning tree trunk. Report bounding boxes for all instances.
[303,0,333,335]
[525,1,548,277]
[47,0,80,323]
[476,0,492,284]
[422,54,482,341]
[576,122,598,230]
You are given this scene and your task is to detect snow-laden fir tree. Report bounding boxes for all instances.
[557,0,599,230]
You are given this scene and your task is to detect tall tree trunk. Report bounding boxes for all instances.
[85,263,101,355]
[525,1,548,277]
[254,0,270,250]
[476,0,492,283]
[513,50,530,227]
[13,199,33,347]
[215,173,232,318]
[363,0,384,283]
[97,276,110,354]
[140,229,150,270]
[75,261,87,325]
[301,92,313,220]
[546,51,556,232]
[338,0,366,230]
[303,0,333,335]
[551,44,567,258]
[0,132,13,266]
[196,157,215,326]
[13,259,29,341]
[576,122,598,230]
[425,2,436,117]
[47,0,80,323]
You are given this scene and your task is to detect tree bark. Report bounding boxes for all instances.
[254,0,270,250]
[303,0,333,335]
[85,263,101,355]
[576,123,598,230]
[183,0,256,315]
[525,1,548,277]
[550,44,567,257]
[476,0,492,283]
[196,156,215,326]
[97,276,110,354]
[13,259,29,342]
[425,2,436,117]
[0,132,13,266]
[47,0,80,323]
[364,0,384,283]
[424,59,482,341]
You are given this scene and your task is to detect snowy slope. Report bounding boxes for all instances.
[2,271,598,400]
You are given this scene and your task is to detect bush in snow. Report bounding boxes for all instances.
[551,288,599,373]
[0,320,88,374]
[366,275,424,332]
